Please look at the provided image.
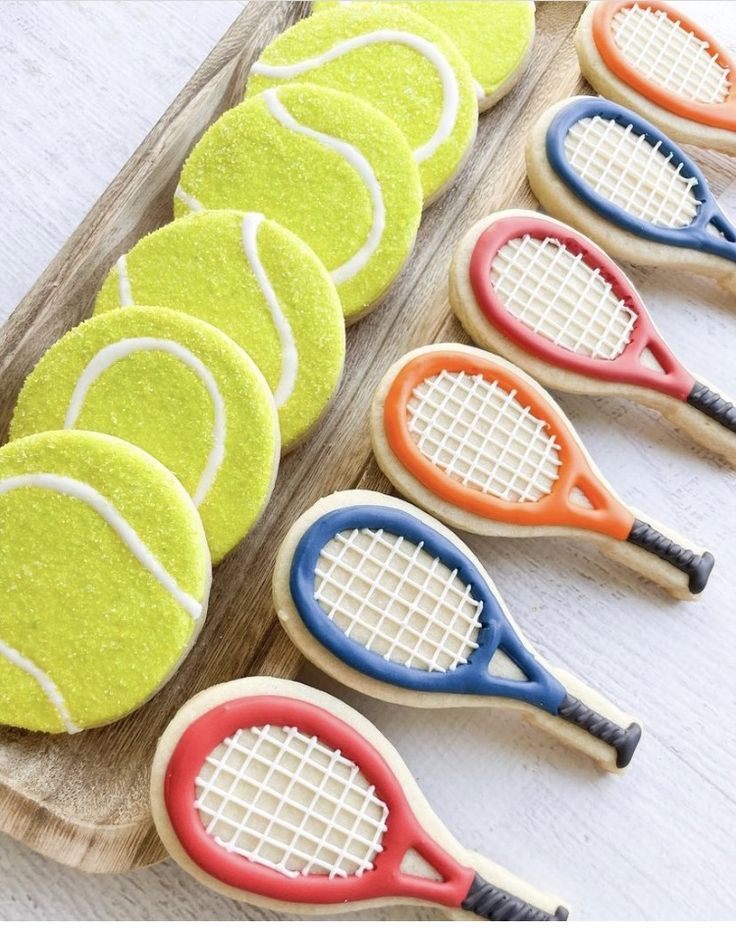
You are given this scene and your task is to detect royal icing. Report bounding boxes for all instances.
[0,636,79,734]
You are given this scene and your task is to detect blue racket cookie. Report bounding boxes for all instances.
[527,95,736,292]
[274,490,642,772]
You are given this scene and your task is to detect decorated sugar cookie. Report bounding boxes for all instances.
[175,84,422,321]
[577,1,736,155]
[526,95,736,294]
[247,3,478,203]
[0,430,210,733]
[151,677,569,919]
[313,1,536,112]
[371,344,715,600]
[94,211,345,450]
[275,490,642,772]
[451,209,736,464]
[11,307,279,564]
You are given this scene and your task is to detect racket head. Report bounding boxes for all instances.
[545,96,736,262]
[593,0,736,130]
[378,345,633,539]
[466,210,694,399]
[156,678,473,910]
[282,492,566,714]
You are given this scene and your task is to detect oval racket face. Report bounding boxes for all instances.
[382,348,634,538]
[289,502,566,714]
[546,97,736,262]
[163,694,473,908]
[593,0,736,130]
[468,213,695,398]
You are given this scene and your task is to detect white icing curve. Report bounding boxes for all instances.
[116,255,133,307]
[262,88,385,286]
[0,473,203,620]
[64,337,226,508]
[251,29,460,163]
[241,213,298,408]
[0,637,80,734]
[175,185,204,212]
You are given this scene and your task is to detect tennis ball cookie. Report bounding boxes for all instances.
[313,1,536,112]
[175,84,422,321]
[94,211,344,451]
[0,430,211,734]
[11,307,279,564]
[247,3,478,203]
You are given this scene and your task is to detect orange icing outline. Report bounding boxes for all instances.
[594,0,736,131]
[383,350,633,539]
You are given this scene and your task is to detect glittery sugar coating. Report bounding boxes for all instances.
[0,431,210,733]
[94,211,345,449]
[175,84,422,319]
[247,3,478,200]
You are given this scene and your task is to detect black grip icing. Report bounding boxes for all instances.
[626,518,714,595]
[461,873,568,921]
[687,382,736,433]
[558,693,641,769]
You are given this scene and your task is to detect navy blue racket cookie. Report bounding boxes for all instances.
[526,95,736,295]
[273,489,642,773]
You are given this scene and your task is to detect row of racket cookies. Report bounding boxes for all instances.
[149,2,736,918]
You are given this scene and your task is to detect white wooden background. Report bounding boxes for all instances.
[1,0,735,921]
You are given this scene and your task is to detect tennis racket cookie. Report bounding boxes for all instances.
[94,211,345,451]
[526,95,736,294]
[274,490,642,772]
[11,307,279,564]
[247,3,478,204]
[176,84,422,322]
[151,677,569,920]
[577,1,736,155]
[0,430,210,733]
[371,344,714,600]
[450,209,736,464]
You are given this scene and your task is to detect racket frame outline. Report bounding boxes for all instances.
[593,0,736,130]
[163,694,477,908]
[546,96,736,262]
[383,348,634,539]
[468,213,695,399]
[289,503,567,714]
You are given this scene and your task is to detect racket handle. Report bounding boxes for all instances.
[461,873,569,922]
[687,382,736,433]
[626,518,714,595]
[558,693,641,769]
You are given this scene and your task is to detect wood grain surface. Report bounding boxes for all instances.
[0,0,586,876]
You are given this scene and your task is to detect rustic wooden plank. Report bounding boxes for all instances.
[0,0,584,873]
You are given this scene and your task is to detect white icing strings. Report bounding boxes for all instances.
[240,213,298,408]
[0,637,80,734]
[251,30,460,163]
[64,338,226,508]
[0,473,203,620]
[262,89,385,286]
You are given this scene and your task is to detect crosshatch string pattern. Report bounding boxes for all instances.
[611,3,731,104]
[407,371,562,503]
[490,234,638,358]
[315,527,483,672]
[194,725,389,879]
[564,116,700,227]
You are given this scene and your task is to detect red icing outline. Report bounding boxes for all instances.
[164,695,474,908]
[469,215,694,401]
[383,349,634,540]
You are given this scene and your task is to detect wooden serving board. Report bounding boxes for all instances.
[0,0,585,873]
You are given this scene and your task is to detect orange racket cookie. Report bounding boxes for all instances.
[371,344,714,600]
[577,1,736,154]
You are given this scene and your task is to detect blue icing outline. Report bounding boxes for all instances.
[289,505,566,715]
[546,97,736,263]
